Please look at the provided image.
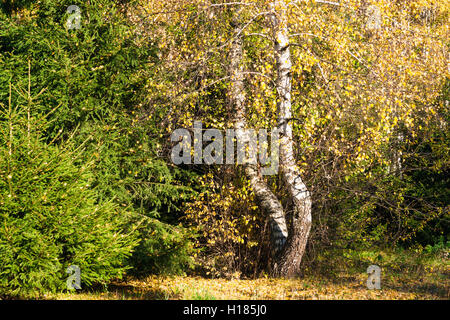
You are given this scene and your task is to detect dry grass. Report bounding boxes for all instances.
[48,271,448,300]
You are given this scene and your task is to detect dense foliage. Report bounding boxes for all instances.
[0,84,138,296]
[133,0,448,276]
[0,0,448,297]
[0,0,197,297]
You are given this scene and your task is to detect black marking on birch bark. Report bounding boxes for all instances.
[229,11,288,254]
[270,0,312,277]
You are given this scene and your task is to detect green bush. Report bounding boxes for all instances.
[0,0,198,288]
[0,86,138,297]
[128,218,197,277]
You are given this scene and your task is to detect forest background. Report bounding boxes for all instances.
[0,0,448,299]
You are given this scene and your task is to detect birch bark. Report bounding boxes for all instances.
[270,0,312,277]
[229,13,288,253]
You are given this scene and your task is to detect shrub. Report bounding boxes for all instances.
[0,0,198,282]
[0,84,138,297]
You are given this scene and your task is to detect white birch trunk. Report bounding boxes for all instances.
[229,14,288,253]
[270,0,312,277]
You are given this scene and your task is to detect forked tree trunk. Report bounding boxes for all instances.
[228,14,288,253]
[228,3,312,277]
[270,1,312,278]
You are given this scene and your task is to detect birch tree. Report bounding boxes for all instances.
[228,6,289,256]
[269,0,312,277]
[135,0,448,277]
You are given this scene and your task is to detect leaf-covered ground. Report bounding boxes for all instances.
[46,248,449,300]
[48,271,448,300]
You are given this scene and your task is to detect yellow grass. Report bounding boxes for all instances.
[48,272,448,300]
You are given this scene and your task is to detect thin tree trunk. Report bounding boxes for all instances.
[270,0,312,278]
[228,13,288,253]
